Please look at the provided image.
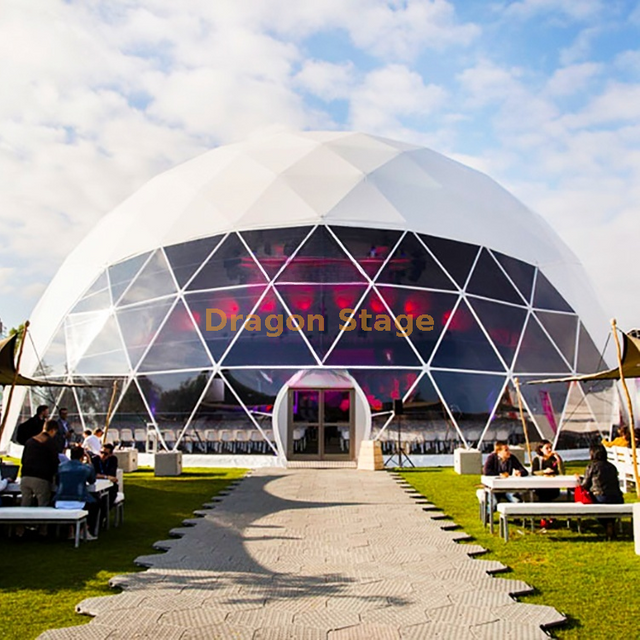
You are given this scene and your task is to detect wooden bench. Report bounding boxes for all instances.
[0,507,88,547]
[607,446,637,492]
[497,502,634,541]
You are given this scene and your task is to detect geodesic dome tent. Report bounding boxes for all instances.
[2,131,615,463]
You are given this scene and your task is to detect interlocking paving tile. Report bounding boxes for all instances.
[76,593,149,615]
[253,626,328,640]
[142,592,210,610]
[360,604,430,626]
[427,603,500,627]
[39,624,115,640]
[159,607,229,627]
[92,608,163,629]
[107,624,184,640]
[181,623,254,640]
[264,597,329,613]
[470,620,551,640]
[450,591,516,608]
[40,469,565,639]
[492,603,566,627]
[153,540,177,550]
[293,610,361,629]
[226,609,295,628]
[325,595,390,612]
[400,621,479,639]
[328,623,401,639]
[347,579,414,598]
[400,592,451,610]
[435,565,507,582]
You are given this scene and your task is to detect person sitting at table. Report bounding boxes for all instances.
[83,427,104,457]
[532,440,564,502]
[483,441,529,478]
[483,441,528,507]
[92,443,118,508]
[54,445,99,541]
[575,443,623,539]
[602,425,630,448]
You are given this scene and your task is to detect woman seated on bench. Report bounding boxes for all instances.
[532,440,564,529]
[532,440,564,501]
[602,426,630,448]
[54,446,99,541]
[576,444,623,539]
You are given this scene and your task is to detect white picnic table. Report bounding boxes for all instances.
[481,474,579,533]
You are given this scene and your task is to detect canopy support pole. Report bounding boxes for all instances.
[514,377,532,468]
[0,320,30,445]
[611,318,640,498]
[103,380,119,442]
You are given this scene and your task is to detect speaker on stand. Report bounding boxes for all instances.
[384,399,414,468]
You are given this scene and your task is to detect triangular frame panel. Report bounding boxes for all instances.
[138,299,213,373]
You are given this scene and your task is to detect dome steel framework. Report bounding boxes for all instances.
[4,132,612,458]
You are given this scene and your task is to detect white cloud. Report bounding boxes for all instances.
[614,49,640,75]
[344,0,479,60]
[296,61,356,101]
[502,0,605,22]
[348,65,447,136]
[559,26,602,65]
[560,82,640,128]
[545,62,602,96]
[457,60,522,107]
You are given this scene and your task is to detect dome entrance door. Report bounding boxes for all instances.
[288,388,353,461]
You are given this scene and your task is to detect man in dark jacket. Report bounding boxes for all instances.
[483,441,528,508]
[17,419,59,537]
[483,441,529,477]
[20,419,60,507]
[15,405,50,445]
[92,443,118,508]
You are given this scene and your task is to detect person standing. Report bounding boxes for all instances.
[20,420,60,507]
[18,420,60,536]
[15,405,49,445]
[53,407,70,455]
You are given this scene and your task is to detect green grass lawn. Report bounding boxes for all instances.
[400,462,639,639]
[0,467,245,640]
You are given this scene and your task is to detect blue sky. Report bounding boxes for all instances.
[1,0,639,333]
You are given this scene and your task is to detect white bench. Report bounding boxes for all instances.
[607,446,637,492]
[0,507,88,547]
[497,502,633,541]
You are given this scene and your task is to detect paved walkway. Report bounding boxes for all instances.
[41,469,565,639]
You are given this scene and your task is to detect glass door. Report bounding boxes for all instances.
[322,390,352,459]
[290,390,320,458]
[288,388,353,460]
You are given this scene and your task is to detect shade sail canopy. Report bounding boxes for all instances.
[0,334,89,387]
[529,331,640,384]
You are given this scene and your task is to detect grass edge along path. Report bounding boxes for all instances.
[400,464,639,640]
[0,467,246,640]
